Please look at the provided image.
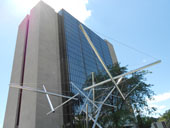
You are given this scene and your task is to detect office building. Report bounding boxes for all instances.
[3,1,117,128]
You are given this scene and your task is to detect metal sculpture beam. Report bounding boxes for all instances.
[47,93,79,115]
[82,109,102,128]
[79,23,161,128]
[92,77,122,128]
[70,82,99,109]
[43,85,55,113]
[125,82,141,99]
[79,89,93,115]
[79,24,125,100]
[10,84,78,100]
[83,60,161,91]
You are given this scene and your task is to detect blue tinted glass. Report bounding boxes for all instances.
[59,9,114,108]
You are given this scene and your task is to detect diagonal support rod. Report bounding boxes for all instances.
[43,85,54,113]
[94,101,117,108]
[79,24,125,100]
[83,60,161,91]
[92,77,122,128]
[82,109,102,128]
[47,93,79,115]
[93,87,116,128]
[70,82,99,109]
[79,89,92,115]
[125,82,141,99]
[10,85,78,100]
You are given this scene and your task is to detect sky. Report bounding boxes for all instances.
[0,0,170,127]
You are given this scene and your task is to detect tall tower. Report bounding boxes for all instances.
[4,1,118,128]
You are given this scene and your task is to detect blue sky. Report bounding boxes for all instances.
[0,0,170,127]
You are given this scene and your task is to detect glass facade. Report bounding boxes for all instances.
[59,9,113,94]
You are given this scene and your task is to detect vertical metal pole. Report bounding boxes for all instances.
[86,104,88,128]
[92,72,95,111]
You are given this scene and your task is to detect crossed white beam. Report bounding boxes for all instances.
[10,84,79,115]
[79,24,161,95]
[79,24,161,128]
[83,60,161,91]
[70,82,103,127]
[79,24,126,100]
[10,84,78,100]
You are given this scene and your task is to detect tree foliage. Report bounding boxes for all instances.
[159,109,170,127]
[83,64,156,128]
[137,115,157,128]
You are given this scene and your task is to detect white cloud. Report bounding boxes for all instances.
[146,104,167,118]
[11,0,91,23]
[148,92,170,104]
[159,105,166,110]
[150,104,166,110]
[147,92,170,117]
[47,0,91,23]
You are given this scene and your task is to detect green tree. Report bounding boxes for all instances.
[137,115,157,128]
[159,109,170,127]
[83,64,156,128]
